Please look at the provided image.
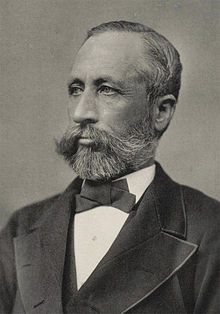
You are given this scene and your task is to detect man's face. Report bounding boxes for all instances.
[68,32,148,136]
[57,32,157,181]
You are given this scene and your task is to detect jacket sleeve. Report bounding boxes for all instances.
[0,213,18,314]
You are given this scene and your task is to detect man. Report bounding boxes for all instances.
[0,21,219,314]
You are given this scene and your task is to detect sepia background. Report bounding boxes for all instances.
[1,0,219,229]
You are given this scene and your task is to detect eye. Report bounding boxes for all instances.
[68,85,84,96]
[98,85,117,95]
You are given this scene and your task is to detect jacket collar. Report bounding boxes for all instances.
[14,163,197,314]
[152,162,187,239]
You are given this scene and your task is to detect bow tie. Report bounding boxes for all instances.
[75,179,136,213]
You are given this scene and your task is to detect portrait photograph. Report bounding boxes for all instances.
[0,1,219,313]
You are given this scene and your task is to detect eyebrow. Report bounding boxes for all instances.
[67,76,125,89]
[94,77,125,89]
[67,78,84,88]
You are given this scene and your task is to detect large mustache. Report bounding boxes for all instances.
[55,125,117,157]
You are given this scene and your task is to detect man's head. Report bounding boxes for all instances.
[56,21,182,181]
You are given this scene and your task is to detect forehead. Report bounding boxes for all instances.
[70,32,145,80]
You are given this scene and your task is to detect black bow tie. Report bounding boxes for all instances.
[75,179,136,213]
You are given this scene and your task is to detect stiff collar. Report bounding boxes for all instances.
[115,164,155,203]
[80,164,156,205]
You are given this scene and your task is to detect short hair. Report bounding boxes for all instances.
[87,20,182,103]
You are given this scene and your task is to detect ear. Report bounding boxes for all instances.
[154,94,176,134]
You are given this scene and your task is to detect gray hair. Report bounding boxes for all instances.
[87,20,182,103]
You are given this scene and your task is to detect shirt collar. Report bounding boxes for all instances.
[115,164,156,203]
[81,164,156,204]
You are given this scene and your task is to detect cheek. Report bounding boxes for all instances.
[111,102,147,127]
[97,98,126,125]
[99,107,145,134]
[97,91,148,130]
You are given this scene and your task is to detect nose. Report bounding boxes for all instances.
[69,91,99,125]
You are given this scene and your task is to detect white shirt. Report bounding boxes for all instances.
[74,164,155,289]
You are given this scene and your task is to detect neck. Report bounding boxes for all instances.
[117,157,155,179]
[95,158,155,183]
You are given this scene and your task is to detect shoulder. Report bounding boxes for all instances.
[1,176,82,237]
[2,194,61,238]
[181,185,220,226]
[155,162,220,238]
[181,184,220,244]
[182,184,219,210]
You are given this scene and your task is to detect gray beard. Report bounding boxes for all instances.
[55,120,158,182]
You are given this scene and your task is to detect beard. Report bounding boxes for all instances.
[55,118,158,182]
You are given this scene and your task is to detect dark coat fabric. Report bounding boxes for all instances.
[0,163,219,314]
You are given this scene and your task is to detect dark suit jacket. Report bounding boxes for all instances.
[0,163,219,314]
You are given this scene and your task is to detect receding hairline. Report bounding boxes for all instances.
[75,30,150,84]
[80,21,182,104]
[86,20,176,53]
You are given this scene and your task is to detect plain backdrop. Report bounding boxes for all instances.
[1,0,219,229]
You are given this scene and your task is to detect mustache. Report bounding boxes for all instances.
[56,120,157,159]
[55,124,119,157]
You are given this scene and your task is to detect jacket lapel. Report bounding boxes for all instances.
[70,233,197,313]
[14,177,82,314]
[67,163,198,313]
